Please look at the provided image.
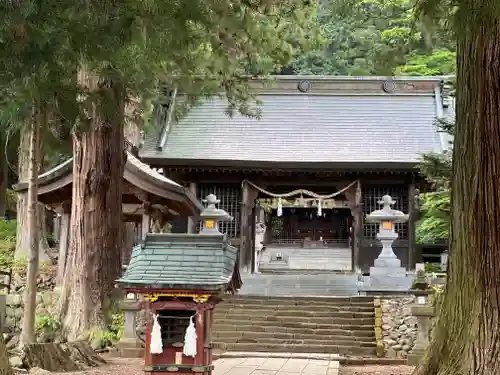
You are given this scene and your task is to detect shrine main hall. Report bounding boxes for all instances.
[139,75,452,275]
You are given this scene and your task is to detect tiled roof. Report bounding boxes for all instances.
[116,233,237,290]
[140,76,447,166]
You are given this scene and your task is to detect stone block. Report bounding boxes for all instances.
[368,266,410,291]
[374,257,402,268]
[369,266,406,277]
[407,351,425,366]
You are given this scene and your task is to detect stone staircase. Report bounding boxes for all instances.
[212,295,377,356]
[259,246,352,273]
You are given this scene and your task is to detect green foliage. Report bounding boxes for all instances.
[416,191,450,244]
[396,48,456,75]
[1,0,319,142]
[419,150,452,190]
[0,219,16,269]
[109,312,124,340]
[292,0,455,76]
[35,314,61,342]
[90,313,124,348]
[417,115,454,244]
[425,262,442,273]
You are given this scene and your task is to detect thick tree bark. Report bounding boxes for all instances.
[20,107,41,346]
[414,18,500,375]
[58,70,125,341]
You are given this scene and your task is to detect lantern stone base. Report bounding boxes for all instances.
[112,339,144,358]
[367,266,411,291]
[373,256,402,268]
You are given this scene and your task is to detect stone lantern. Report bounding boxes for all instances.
[366,195,410,291]
[407,270,434,366]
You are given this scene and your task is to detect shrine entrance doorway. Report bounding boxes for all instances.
[269,205,352,248]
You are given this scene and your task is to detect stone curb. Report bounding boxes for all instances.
[217,351,407,365]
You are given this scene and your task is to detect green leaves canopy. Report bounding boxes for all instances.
[0,0,318,133]
[293,0,456,76]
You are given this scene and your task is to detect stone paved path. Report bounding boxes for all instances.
[213,357,339,375]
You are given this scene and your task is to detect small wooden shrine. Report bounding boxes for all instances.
[116,194,240,375]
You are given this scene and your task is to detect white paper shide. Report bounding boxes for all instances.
[150,313,163,354]
[183,315,197,357]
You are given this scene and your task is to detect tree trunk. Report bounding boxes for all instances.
[58,70,125,341]
[0,134,8,219]
[15,132,30,258]
[15,132,50,262]
[0,334,13,375]
[20,106,42,347]
[414,18,500,375]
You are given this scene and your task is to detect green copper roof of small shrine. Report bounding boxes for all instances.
[116,232,238,290]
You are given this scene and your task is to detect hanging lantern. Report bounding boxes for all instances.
[277,198,283,217]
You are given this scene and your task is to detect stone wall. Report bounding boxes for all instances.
[9,264,57,293]
[3,265,58,341]
[5,291,58,334]
[380,296,418,359]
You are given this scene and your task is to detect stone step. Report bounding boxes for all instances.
[214,316,375,326]
[216,310,374,319]
[213,336,376,347]
[214,323,375,334]
[214,342,377,356]
[216,304,374,313]
[213,330,374,342]
[213,323,375,334]
[223,295,374,304]
[213,294,376,356]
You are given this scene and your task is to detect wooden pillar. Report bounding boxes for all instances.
[408,182,417,270]
[239,181,250,272]
[141,203,151,240]
[55,201,71,286]
[345,181,362,272]
[351,181,363,272]
[187,182,197,234]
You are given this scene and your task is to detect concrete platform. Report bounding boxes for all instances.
[238,273,359,297]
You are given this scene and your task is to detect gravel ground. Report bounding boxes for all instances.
[23,356,416,375]
[339,365,415,375]
[29,358,144,375]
